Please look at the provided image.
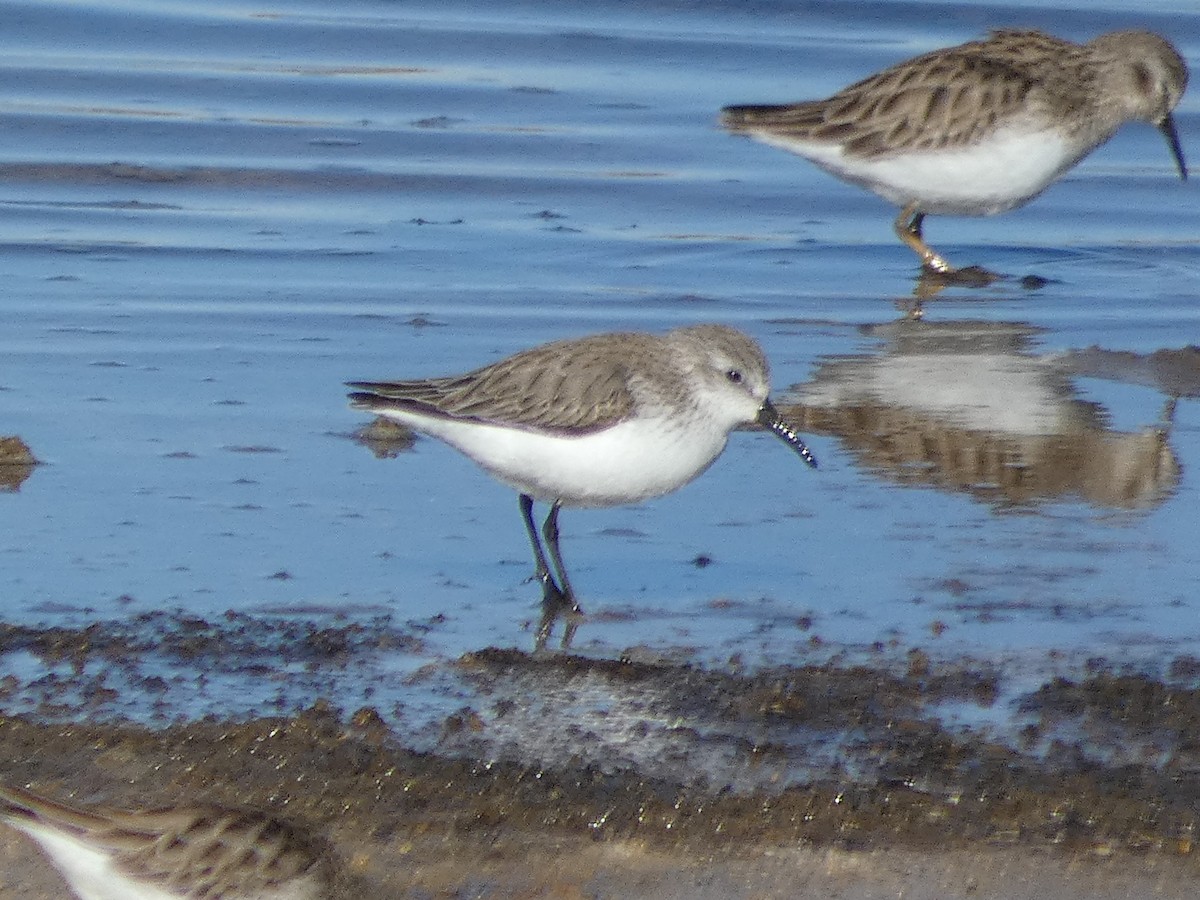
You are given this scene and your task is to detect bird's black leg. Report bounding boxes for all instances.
[542,501,579,612]
[521,495,580,650]
[542,502,581,649]
[520,493,562,603]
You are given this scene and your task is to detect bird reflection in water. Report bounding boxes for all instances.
[777,318,1189,510]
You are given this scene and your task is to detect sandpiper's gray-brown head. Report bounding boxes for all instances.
[666,324,818,468]
[1091,30,1189,180]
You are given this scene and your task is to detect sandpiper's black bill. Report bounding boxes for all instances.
[758,400,817,469]
[1160,113,1188,181]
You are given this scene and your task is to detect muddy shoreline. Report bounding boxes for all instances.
[3,618,1200,896]
[1,703,1198,898]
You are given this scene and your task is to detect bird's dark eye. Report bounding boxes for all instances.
[725,369,744,385]
[1132,63,1152,94]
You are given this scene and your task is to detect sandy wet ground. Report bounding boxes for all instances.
[2,632,1200,897]
[1,732,1197,900]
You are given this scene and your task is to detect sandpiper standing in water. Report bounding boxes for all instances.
[722,30,1188,275]
[0,780,335,900]
[348,324,816,647]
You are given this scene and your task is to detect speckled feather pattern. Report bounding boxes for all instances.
[722,29,1188,159]
[0,782,332,900]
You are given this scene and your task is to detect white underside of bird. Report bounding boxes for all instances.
[370,406,733,507]
[751,125,1077,215]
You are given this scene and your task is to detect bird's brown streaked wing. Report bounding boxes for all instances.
[723,30,1067,158]
[108,806,329,895]
[2,785,329,897]
[348,334,642,434]
[0,782,114,834]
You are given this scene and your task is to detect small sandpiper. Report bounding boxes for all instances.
[0,780,335,900]
[722,29,1189,275]
[348,324,816,647]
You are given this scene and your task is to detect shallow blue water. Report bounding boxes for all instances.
[2,0,1200,743]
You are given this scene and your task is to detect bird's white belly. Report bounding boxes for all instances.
[376,410,730,507]
[757,127,1078,215]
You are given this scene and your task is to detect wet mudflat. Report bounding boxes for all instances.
[4,615,1200,896]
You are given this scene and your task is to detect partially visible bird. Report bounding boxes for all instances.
[0,780,335,900]
[722,29,1188,274]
